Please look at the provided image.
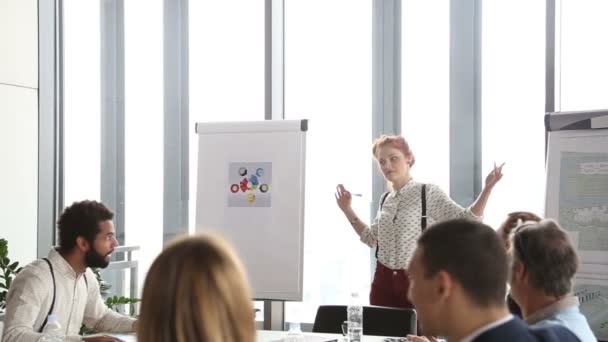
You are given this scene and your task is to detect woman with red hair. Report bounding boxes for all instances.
[336,135,504,308]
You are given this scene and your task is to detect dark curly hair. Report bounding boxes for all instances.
[57,200,114,252]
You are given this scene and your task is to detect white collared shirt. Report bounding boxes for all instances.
[527,295,597,342]
[525,295,579,324]
[461,315,514,342]
[360,181,481,269]
[2,248,136,342]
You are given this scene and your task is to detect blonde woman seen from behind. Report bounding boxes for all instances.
[137,234,256,342]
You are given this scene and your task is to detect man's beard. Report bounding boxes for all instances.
[85,247,111,268]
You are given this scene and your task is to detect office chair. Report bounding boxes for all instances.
[312,305,417,337]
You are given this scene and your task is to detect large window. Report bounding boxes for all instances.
[124,0,164,296]
[57,0,562,326]
[189,0,265,319]
[284,0,372,323]
[481,0,546,228]
[559,0,608,111]
[401,0,450,191]
[188,0,265,232]
[63,0,101,205]
[63,0,165,298]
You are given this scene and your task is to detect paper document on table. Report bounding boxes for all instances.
[108,334,137,342]
[269,336,339,342]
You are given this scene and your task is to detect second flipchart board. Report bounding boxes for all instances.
[545,110,608,341]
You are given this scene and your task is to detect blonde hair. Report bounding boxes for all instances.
[137,234,255,342]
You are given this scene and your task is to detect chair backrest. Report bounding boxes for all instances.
[312,305,417,337]
[312,305,346,334]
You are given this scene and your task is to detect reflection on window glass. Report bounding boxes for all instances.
[481,0,546,229]
[63,0,101,205]
[560,0,608,111]
[124,0,164,297]
[284,0,372,323]
[401,0,450,192]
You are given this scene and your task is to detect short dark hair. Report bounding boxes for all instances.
[417,219,508,307]
[511,219,578,297]
[57,200,114,252]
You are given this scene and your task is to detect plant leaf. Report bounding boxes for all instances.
[0,239,8,257]
[9,261,19,271]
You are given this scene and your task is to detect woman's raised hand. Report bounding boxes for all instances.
[335,184,353,212]
[485,162,505,189]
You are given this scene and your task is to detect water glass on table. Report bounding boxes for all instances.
[341,321,349,340]
[283,322,305,342]
[341,320,362,342]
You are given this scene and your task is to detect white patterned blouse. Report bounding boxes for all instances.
[360,181,481,270]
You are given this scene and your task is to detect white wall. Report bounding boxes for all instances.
[0,0,39,265]
[0,0,38,88]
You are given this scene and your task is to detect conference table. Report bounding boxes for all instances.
[256,330,398,341]
[111,330,399,341]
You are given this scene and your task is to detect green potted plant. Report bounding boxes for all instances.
[80,266,140,335]
[1,238,23,319]
[91,268,140,315]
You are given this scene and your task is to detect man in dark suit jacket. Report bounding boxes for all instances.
[405,219,580,342]
[472,314,580,342]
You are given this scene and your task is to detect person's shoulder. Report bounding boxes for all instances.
[9,259,52,289]
[535,311,596,342]
[421,182,440,189]
[475,318,578,342]
[529,323,582,342]
[473,317,529,342]
[533,315,569,329]
[17,259,51,279]
[405,181,440,190]
[419,183,446,196]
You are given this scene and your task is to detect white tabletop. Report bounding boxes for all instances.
[257,330,396,341]
[110,330,397,342]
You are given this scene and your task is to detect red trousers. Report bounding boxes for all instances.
[369,261,414,309]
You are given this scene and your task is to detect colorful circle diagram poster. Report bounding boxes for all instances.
[228,162,272,207]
